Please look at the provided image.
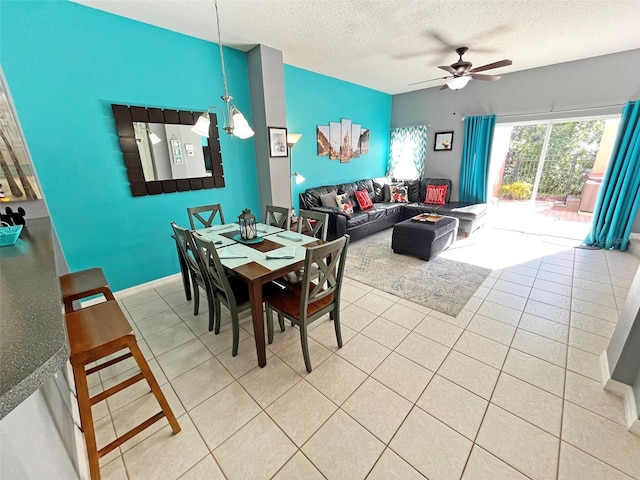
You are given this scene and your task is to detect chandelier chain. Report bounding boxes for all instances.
[214,0,230,99]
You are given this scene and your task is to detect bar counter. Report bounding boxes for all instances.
[0,217,69,419]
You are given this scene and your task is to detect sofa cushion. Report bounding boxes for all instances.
[406,179,421,202]
[419,178,453,203]
[375,202,404,216]
[336,193,354,216]
[390,184,408,203]
[372,177,392,202]
[320,190,338,207]
[366,208,387,221]
[355,189,374,210]
[346,211,369,228]
[301,185,338,208]
[425,184,447,205]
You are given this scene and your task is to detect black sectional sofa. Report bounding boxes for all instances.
[298,177,487,241]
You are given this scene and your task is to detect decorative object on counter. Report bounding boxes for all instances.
[238,208,258,241]
[0,206,26,225]
[317,118,369,162]
[434,131,454,151]
[287,133,305,222]
[191,0,254,140]
[0,221,22,246]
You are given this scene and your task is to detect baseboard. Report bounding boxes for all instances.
[600,352,640,435]
[80,273,184,307]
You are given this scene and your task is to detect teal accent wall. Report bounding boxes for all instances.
[284,66,392,209]
[1,1,259,290]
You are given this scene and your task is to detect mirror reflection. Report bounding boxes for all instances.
[133,122,212,182]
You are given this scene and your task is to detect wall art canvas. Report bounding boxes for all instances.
[329,122,341,160]
[316,125,330,156]
[351,124,361,157]
[359,128,370,154]
[340,118,352,163]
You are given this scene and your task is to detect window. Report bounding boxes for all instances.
[387,125,426,179]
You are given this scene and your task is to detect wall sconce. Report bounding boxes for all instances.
[191,0,254,140]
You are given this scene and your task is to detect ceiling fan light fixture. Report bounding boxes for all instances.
[446,76,471,90]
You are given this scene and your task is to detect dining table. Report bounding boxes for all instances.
[194,222,323,367]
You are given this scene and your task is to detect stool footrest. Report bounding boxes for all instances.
[87,352,133,376]
[97,412,165,458]
[90,372,145,406]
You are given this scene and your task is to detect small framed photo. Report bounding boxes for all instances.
[268,127,288,157]
[434,131,454,151]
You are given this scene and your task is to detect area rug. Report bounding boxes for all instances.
[344,229,491,317]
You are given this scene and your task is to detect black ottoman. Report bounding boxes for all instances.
[391,216,459,260]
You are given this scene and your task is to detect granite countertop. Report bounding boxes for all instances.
[0,217,69,420]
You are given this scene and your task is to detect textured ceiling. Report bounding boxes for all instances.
[73,0,640,94]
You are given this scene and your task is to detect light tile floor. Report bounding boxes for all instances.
[94,228,640,480]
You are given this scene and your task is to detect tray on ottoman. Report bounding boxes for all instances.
[392,216,458,261]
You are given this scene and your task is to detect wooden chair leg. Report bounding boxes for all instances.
[333,307,343,348]
[71,362,100,480]
[231,312,240,357]
[193,281,200,315]
[128,339,181,435]
[213,298,221,334]
[299,323,312,373]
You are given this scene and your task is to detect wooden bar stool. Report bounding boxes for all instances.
[66,301,180,480]
[60,267,115,313]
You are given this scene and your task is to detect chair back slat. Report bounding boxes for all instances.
[300,235,349,316]
[297,209,328,240]
[192,232,239,309]
[171,222,201,278]
[265,205,290,230]
[187,204,225,229]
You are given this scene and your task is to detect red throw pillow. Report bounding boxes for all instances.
[355,189,373,210]
[425,184,447,205]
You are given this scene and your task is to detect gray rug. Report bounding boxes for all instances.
[344,229,491,317]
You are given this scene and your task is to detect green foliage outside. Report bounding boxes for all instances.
[501,121,605,200]
[498,180,533,200]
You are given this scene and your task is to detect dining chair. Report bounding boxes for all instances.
[191,232,251,356]
[264,205,290,230]
[170,222,215,327]
[187,204,225,230]
[264,234,350,372]
[297,209,328,240]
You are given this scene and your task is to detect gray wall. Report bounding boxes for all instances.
[391,49,640,233]
[634,368,640,419]
[247,45,289,215]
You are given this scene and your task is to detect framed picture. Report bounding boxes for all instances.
[268,127,288,157]
[434,131,454,151]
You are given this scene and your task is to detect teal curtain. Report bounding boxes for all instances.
[387,126,427,178]
[586,100,640,251]
[459,115,496,203]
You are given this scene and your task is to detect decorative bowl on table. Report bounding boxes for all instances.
[232,234,264,244]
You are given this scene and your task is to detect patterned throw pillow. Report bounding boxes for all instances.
[336,193,354,216]
[354,189,374,210]
[390,185,408,203]
[425,184,448,205]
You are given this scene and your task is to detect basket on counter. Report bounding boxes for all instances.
[0,221,23,246]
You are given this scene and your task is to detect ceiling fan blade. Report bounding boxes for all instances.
[438,65,457,74]
[408,76,449,86]
[470,73,501,81]
[469,59,512,73]
[439,83,450,90]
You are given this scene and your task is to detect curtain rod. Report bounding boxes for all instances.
[466,102,627,121]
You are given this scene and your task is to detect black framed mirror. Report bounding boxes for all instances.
[111,104,225,196]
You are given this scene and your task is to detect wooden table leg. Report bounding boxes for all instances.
[248,280,267,367]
